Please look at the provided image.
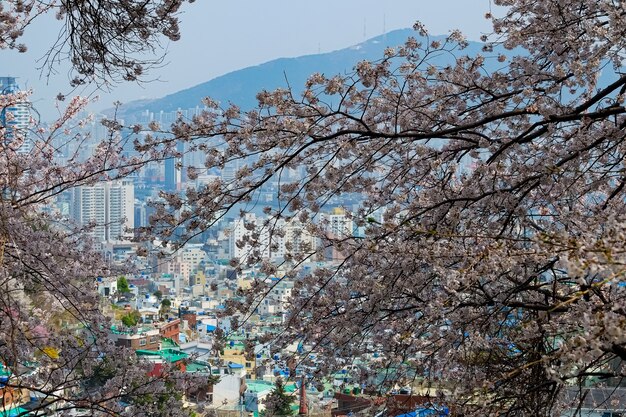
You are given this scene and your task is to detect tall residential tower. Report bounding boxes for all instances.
[0,77,32,153]
[71,180,135,242]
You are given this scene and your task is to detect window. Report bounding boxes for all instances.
[139,338,147,346]
[245,362,251,368]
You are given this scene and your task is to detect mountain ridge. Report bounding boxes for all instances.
[110,30,619,125]
[112,29,464,122]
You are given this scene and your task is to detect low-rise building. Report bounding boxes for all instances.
[110,326,161,351]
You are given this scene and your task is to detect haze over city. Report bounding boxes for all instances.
[7,0,494,120]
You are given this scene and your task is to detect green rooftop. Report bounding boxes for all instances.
[186,361,211,373]
[246,380,275,393]
[161,338,179,349]
[136,348,188,363]
[110,325,155,335]
[0,406,28,417]
[225,342,245,350]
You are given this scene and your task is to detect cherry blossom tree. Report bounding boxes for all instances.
[0,0,192,85]
[0,2,198,417]
[4,0,626,415]
[0,93,193,415]
[137,0,626,415]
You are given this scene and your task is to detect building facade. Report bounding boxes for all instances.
[71,180,135,242]
[0,77,31,153]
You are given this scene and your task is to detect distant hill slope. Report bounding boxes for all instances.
[113,29,488,122]
[112,28,622,124]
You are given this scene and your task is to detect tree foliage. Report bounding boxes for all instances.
[0,1,198,417]
[0,0,193,85]
[0,66,189,417]
[4,0,626,416]
[117,275,131,293]
[263,378,294,417]
[159,299,171,319]
[134,0,626,415]
[121,310,142,327]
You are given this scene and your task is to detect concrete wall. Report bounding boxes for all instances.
[212,374,244,405]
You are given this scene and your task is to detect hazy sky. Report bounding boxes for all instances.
[4,0,496,120]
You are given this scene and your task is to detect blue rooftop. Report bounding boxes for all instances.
[228,362,244,369]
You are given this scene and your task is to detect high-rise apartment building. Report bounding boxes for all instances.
[0,77,32,153]
[164,141,185,191]
[72,183,107,241]
[229,213,286,263]
[283,219,317,257]
[318,207,354,261]
[319,207,354,237]
[108,180,135,242]
[71,180,135,242]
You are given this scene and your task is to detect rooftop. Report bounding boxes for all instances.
[0,406,28,417]
[161,338,179,349]
[136,348,188,363]
[186,361,211,374]
[246,380,275,393]
[110,325,158,336]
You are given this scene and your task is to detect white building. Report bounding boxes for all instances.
[229,213,286,263]
[158,247,207,287]
[284,219,317,259]
[181,243,207,272]
[229,214,323,263]
[318,207,354,238]
[257,278,294,317]
[316,208,355,261]
[96,276,118,297]
[71,180,134,242]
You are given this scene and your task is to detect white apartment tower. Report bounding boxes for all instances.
[319,207,354,238]
[228,214,318,263]
[71,180,135,242]
[229,213,286,263]
[283,219,316,257]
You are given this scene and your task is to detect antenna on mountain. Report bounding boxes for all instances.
[363,18,367,39]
